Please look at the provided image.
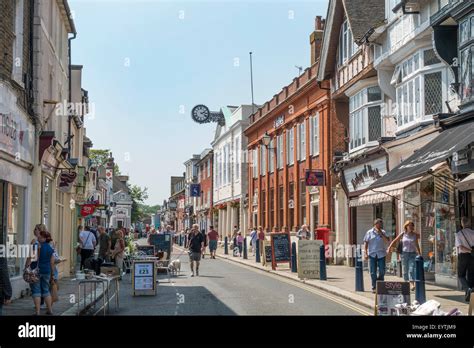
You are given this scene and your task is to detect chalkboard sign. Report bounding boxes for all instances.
[136,245,155,257]
[149,234,172,259]
[375,281,410,316]
[264,243,272,265]
[132,261,156,296]
[270,233,291,270]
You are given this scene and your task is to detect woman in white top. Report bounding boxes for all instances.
[388,220,421,291]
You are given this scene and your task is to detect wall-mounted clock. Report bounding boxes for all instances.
[191,105,210,123]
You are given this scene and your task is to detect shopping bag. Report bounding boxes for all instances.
[50,280,59,303]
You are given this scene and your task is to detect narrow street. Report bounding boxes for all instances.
[114,248,368,316]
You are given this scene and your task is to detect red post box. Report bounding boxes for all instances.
[315,227,330,245]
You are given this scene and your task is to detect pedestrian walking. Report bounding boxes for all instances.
[364,218,390,293]
[187,224,204,277]
[258,227,265,256]
[0,256,12,316]
[79,226,97,270]
[236,232,244,257]
[201,229,208,259]
[297,224,311,240]
[455,216,474,302]
[25,230,55,315]
[98,226,111,263]
[387,220,421,291]
[111,230,125,279]
[207,226,219,259]
[250,227,258,255]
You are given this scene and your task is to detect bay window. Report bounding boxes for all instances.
[459,14,474,103]
[394,48,448,130]
[287,128,294,165]
[349,86,383,152]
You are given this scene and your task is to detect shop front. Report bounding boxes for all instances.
[368,121,474,287]
[0,83,35,297]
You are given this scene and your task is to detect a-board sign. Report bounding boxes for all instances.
[297,240,323,279]
[263,242,272,266]
[149,233,172,259]
[132,261,156,296]
[375,281,410,316]
[270,233,291,270]
[136,245,155,257]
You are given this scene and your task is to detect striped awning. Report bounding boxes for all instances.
[349,177,422,207]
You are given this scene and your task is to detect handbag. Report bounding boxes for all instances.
[397,233,404,254]
[23,244,40,284]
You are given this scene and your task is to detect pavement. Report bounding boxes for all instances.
[209,241,471,315]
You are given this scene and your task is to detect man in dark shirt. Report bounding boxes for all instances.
[98,226,111,262]
[187,224,204,277]
[0,257,12,316]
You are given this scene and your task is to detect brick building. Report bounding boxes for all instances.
[245,17,346,235]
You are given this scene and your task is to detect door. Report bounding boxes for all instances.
[117,220,123,228]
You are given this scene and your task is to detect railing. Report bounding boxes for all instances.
[77,275,120,316]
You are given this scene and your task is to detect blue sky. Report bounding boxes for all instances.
[70,0,329,205]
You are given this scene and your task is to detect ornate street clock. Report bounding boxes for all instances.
[191,105,210,123]
[191,104,225,126]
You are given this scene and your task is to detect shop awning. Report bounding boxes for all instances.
[369,121,474,189]
[349,177,422,207]
[456,173,474,192]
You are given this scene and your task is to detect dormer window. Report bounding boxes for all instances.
[338,19,359,66]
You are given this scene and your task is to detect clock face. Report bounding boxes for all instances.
[191,105,210,123]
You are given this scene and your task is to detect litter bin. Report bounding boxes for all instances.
[315,227,330,245]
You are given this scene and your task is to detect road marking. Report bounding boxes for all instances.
[174,245,370,315]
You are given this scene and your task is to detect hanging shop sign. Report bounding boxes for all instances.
[58,171,77,193]
[0,85,35,165]
[190,184,201,197]
[344,157,387,193]
[80,204,96,217]
[305,170,325,186]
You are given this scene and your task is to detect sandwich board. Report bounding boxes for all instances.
[270,232,291,271]
[132,260,156,296]
[375,281,410,316]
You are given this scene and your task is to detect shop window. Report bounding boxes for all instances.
[300,180,306,226]
[1,182,26,277]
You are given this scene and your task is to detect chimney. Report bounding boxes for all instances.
[310,16,325,65]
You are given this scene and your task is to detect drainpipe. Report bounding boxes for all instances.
[67,32,77,159]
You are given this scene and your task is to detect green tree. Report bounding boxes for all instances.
[129,184,149,223]
[89,149,121,175]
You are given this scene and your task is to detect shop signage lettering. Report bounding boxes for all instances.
[297,240,323,280]
[274,115,285,129]
[344,157,387,192]
[0,113,17,140]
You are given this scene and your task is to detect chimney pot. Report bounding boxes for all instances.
[316,16,322,30]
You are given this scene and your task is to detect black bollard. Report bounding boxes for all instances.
[256,239,260,263]
[415,255,426,304]
[243,237,248,259]
[224,236,228,255]
[291,242,297,273]
[319,244,327,280]
[355,256,364,292]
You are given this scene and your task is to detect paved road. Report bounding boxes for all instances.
[113,249,368,315]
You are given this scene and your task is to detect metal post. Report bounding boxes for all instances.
[319,244,327,281]
[355,256,364,292]
[224,236,228,255]
[243,237,248,259]
[291,242,297,273]
[256,239,260,263]
[415,255,426,304]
